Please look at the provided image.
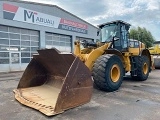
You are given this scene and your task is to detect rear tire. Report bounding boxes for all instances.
[92,54,124,92]
[131,56,149,81]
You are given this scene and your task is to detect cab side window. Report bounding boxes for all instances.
[121,25,128,48]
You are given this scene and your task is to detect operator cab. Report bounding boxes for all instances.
[153,41,160,47]
[98,20,131,51]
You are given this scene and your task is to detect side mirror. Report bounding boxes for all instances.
[113,37,119,41]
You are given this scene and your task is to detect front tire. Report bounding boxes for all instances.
[92,54,124,92]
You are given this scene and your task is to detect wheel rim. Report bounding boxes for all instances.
[110,64,120,82]
[143,62,148,74]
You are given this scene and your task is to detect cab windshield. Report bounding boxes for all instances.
[100,24,117,42]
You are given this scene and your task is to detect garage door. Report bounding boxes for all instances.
[0,25,39,72]
[45,33,72,52]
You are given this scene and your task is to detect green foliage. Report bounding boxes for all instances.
[129,27,155,47]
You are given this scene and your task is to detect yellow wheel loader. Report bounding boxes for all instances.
[14,20,152,116]
[149,41,160,69]
[74,20,152,91]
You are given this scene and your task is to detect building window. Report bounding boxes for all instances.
[45,32,72,52]
[0,25,39,64]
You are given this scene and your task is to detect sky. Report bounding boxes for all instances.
[22,0,160,41]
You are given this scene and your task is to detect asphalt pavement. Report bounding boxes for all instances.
[0,70,160,120]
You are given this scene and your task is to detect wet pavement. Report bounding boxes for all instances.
[0,70,160,120]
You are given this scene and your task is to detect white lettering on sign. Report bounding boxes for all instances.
[13,8,60,28]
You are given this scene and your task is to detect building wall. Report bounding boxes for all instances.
[0,0,99,72]
[0,1,98,44]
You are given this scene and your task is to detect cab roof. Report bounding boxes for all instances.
[153,41,160,44]
[98,20,131,28]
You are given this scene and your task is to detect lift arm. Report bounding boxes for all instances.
[74,41,111,70]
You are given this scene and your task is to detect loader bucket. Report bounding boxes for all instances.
[153,55,160,69]
[13,48,93,116]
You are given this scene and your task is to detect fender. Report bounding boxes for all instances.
[140,49,152,67]
[105,49,124,63]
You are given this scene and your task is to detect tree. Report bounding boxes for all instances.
[129,26,155,47]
